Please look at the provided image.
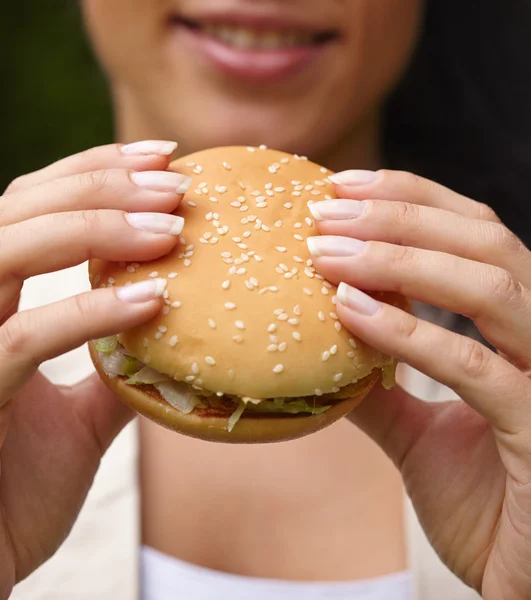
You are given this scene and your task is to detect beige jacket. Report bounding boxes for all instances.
[10,267,479,600]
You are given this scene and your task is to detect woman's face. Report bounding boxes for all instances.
[83,0,423,158]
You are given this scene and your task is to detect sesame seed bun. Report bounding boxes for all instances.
[89,146,406,443]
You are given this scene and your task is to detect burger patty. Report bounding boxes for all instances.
[121,371,378,418]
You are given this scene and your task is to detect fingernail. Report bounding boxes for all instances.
[309,200,367,221]
[125,212,185,235]
[329,170,379,186]
[337,283,381,316]
[131,171,192,194]
[116,279,167,303]
[121,140,178,156]
[307,236,366,257]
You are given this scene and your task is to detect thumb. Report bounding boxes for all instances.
[348,380,435,469]
[65,373,134,455]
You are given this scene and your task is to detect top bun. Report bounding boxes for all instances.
[90,146,398,400]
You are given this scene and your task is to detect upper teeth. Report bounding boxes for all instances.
[201,24,313,49]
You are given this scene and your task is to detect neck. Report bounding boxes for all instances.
[114,90,382,173]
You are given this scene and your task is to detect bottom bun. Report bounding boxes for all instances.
[90,343,380,444]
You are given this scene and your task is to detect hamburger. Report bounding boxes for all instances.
[89,146,403,443]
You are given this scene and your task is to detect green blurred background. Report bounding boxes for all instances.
[1,1,112,191]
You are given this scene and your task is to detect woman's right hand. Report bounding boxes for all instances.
[0,141,190,599]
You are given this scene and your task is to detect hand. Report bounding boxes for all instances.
[308,169,531,599]
[0,141,189,598]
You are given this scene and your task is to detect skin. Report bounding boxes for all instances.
[1,2,530,600]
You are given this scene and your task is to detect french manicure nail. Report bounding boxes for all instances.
[329,170,379,186]
[309,200,367,221]
[307,236,366,257]
[337,282,381,316]
[121,140,178,156]
[116,279,167,303]
[125,212,185,235]
[131,171,192,194]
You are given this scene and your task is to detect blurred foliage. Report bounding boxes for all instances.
[1,0,112,190]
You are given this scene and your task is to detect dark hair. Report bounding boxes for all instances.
[385,0,531,248]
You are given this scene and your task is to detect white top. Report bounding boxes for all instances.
[10,266,479,600]
[141,546,413,600]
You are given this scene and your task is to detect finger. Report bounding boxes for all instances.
[0,209,184,314]
[335,283,531,435]
[310,199,531,286]
[329,169,501,223]
[66,374,134,455]
[0,168,191,226]
[308,237,531,365]
[347,381,435,470]
[3,141,179,195]
[0,280,166,403]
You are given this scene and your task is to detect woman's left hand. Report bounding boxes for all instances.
[308,169,531,600]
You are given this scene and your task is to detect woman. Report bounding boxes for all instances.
[3,1,531,599]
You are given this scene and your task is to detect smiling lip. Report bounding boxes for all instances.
[169,13,339,82]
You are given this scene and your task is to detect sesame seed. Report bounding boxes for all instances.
[274,187,286,192]
[235,321,245,330]
[332,295,337,305]
[148,272,158,278]
[292,332,302,342]
[278,342,287,352]
[250,277,259,286]
[284,203,293,209]
[288,318,300,326]
[127,266,136,273]
[273,308,284,316]
[294,234,304,241]
[279,264,289,272]
[334,322,342,332]
[269,334,279,343]
[304,268,315,278]
[268,324,277,333]
[186,161,196,167]
[330,312,338,320]
[318,311,326,321]
[232,335,244,343]
[223,162,232,170]
[163,306,171,315]
[208,318,217,329]
[320,167,328,173]
[322,351,331,361]
[215,185,227,194]
[192,363,200,375]
[229,266,237,275]
[185,375,196,383]
[280,157,290,164]
[311,190,321,196]
[243,231,251,238]
[273,364,284,374]
[274,220,283,227]
[315,389,323,396]
[143,338,149,348]
[172,301,182,308]
[222,280,231,290]
[187,201,197,207]
[228,369,235,379]
[257,202,268,208]
[184,259,191,267]
[169,336,179,347]
[168,272,178,279]
[157,325,167,333]
[333,373,343,382]
[277,313,289,321]
[349,338,357,348]
[205,356,216,366]
[237,268,247,275]
[303,288,313,296]
[163,290,169,299]
[275,246,287,253]
[321,286,330,295]
[240,205,249,212]
[294,222,302,229]
[237,243,248,250]
[231,201,242,208]
[267,344,278,352]
[330,345,338,355]
[347,351,356,359]
[293,256,304,263]
[305,217,313,227]
[292,191,302,197]
[245,281,254,290]
[261,224,270,232]
[210,197,218,203]
[331,387,340,393]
